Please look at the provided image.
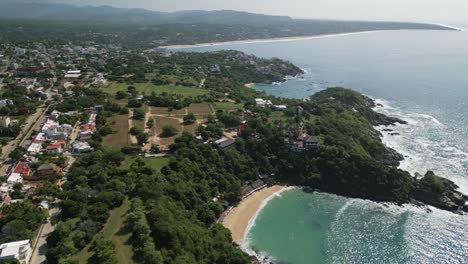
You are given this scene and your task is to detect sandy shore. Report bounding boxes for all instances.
[222,185,286,245]
[244,83,254,88]
[161,30,398,49]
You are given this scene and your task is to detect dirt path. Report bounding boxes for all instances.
[127,109,137,145]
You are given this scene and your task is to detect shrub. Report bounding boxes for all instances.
[161,125,178,138]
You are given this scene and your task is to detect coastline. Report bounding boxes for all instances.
[222,185,288,245]
[162,30,390,50]
[160,27,461,50]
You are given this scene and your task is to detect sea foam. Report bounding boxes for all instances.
[373,98,468,193]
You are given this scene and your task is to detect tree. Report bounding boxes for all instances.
[90,236,117,264]
[127,86,137,96]
[129,127,143,136]
[128,99,142,108]
[133,108,145,120]
[9,147,24,161]
[115,91,127,100]
[183,113,196,125]
[147,118,154,129]
[161,125,178,138]
[137,133,149,145]
[150,144,159,154]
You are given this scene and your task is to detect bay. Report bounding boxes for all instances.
[181,30,468,263]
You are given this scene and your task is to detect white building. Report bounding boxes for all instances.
[0,116,11,128]
[42,119,59,138]
[72,141,93,153]
[273,105,287,110]
[0,99,14,109]
[0,240,32,264]
[64,70,81,78]
[7,173,23,184]
[27,133,46,154]
[255,98,272,108]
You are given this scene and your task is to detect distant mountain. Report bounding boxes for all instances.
[0,0,456,47]
[0,0,292,25]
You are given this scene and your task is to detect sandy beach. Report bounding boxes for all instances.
[161,30,395,49]
[222,185,286,245]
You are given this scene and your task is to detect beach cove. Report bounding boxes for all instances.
[184,30,468,263]
[221,185,287,245]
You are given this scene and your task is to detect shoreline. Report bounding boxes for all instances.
[222,185,289,245]
[161,28,460,50]
[162,30,390,49]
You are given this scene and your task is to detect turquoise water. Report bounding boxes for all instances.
[180,30,468,263]
[247,190,467,264]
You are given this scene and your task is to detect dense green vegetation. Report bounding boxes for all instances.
[46,84,425,263]
[46,145,252,263]
[0,201,47,244]
[0,4,454,47]
[34,44,462,264]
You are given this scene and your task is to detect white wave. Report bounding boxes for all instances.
[373,99,468,193]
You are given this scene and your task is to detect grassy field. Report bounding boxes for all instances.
[102,82,208,98]
[269,111,287,122]
[150,107,186,115]
[213,102,244,111]
[184,122,199,134]
[122,156,171,172]
[132,107,146,131]
[154,116,183,146]
[73,199,133,264]
[103,114,129,149]
[187,103,213,115]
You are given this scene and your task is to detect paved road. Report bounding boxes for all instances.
[0,105,47,160]
[0,105,49,177]
[29,207,60,264]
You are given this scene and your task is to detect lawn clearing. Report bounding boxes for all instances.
[103,114,129,149]
[213,102,244,111]
[187,103,214,116]
[150,107,186,115]
[268,111,287,122]
[102,82,208,98]
[72,198,133,264]
[122,156,171,172]
[154,116,183,147]
[184,122,199,134]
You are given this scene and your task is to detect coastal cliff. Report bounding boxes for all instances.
[261,87,467,213]
[411,171,467,212]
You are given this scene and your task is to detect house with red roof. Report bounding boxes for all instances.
[11,162,32,178]
[44,140,66,155]
[79,124,96,141]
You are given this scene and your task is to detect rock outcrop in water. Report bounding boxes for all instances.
[375,147,405,167]
[412,171,466,213]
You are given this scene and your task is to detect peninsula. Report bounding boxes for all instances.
[0,8,464,264]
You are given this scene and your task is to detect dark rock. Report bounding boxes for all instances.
[390,132,400,136]
[411,171,466,212]
[463,205,468,213]
[372,114,407,126]
[375,147,404,167]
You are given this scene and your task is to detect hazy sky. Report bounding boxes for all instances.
[52,0,467,24]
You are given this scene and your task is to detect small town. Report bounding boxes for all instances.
[1,2,465,264]
[0,39,321,263]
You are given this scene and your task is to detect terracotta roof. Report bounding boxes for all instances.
[12,162,31,175]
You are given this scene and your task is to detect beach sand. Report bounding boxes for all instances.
[223,185,285,245]
[161,30,390,49]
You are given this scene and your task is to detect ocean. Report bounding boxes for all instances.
[180,30,468,263]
